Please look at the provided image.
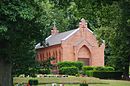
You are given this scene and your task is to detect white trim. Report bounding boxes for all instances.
[87,28,93,33]
[61,28,79,41]
[35,35,52,49]
[102,39,105,43]
[45,35,52,40]
[35,43,41,49]
[88,29,93,33]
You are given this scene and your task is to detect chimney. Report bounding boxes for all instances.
[51,21,59,35]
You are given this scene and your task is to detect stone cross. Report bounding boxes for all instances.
[53,21,56,28]
[51,21,59,35]
[79,18,88,29]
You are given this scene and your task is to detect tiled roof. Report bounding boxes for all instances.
[35,29,79,49]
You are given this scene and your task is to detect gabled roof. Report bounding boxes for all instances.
[35,18,94,49]
[35,29,79,49]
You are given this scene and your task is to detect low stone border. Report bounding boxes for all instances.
[37,74,68,78]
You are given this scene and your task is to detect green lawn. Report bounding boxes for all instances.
[89,80,130,86]
[14,77,130,86]
[14,77,102,84]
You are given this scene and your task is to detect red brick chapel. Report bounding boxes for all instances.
[35,18,105,66]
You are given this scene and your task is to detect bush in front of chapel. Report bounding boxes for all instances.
[59,66,79,75]
[57,61,83,70]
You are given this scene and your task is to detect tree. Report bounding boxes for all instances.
[94,0,130,79]
[83,0,130,78]
[0,0,80,85]
[0,0,44,85]
[51,0,130,78]
[108,0,130,79]
[39,57,55,69]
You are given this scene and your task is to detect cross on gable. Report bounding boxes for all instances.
[53,21,56,28]
[79,18,88,28]
[51,21,59,35]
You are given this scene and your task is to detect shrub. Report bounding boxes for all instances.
[83,66,115,74]
[57,61,83,70]
[82,66,95,72]
[84,66,116,78]
[38,68,50,74]
[73,61,83,70]
[85,71,93,77]
[94,66,115,72]
[85,71,123,79]
[75,73,80,77]
[80,81,88,86]
[59,66,78,75]
[95,66,105,71]
[104,66,115,71]
[80,83,88,86]
[28,79,38,85]
[28,68,38,77]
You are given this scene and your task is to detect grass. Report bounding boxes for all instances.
[14,77,102,84]
[13,77,130,86]
[89,80,130,86]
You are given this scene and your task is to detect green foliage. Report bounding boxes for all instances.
[37,57,55,74]
[75,73,80,77]
[28,67,38,77]
[58,61,71,68]
[0,0,77,77]
[83,66,115,74]
[85,71,93,77]
[94,66,115,72]
[82,66,95,75]
[104,66,115,72]
[83,66,95,71]
[39,57,55,69]
[80,80,88,86]
[38,68,50,74]
[95,66,106,72]
[59,66,78,75]
[94,0,130,78]
[58,61,83,70]
[74,61,84,70]
[86,71,123,79]
[50,1,130,78]
[28,79,38,85]
[0,0,130,83]
[80,84,88,86]
[84,66,120,79]
[80,83,88,86]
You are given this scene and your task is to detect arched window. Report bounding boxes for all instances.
[78,45,91,65]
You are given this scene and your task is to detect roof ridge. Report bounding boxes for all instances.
[57,28,77,35]
[61,28,79,41]
[35,27,94,49]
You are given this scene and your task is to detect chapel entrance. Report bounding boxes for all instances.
[78,45,91,65]
[78,58,89,65]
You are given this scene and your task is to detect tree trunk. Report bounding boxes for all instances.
[123,56,130,79]
[0,58,13,86]
[123,64,129,80]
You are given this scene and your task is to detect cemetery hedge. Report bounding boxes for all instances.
[57,61,83,70]
[83,66,122,79]
[38,68,51,74]
[86,71,123,79]
[59,66,79,75]
[28,79,38,85]
[83,66,115,72]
